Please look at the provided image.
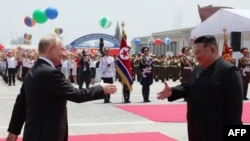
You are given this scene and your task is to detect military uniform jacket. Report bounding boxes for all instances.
[139,56,153,85]
[179,55,193,82]
[168,57,243,141]
[238,57,250,77]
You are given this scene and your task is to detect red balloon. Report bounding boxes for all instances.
[24,16,36,27]
[155,38,162,46]
[0,44,4,51]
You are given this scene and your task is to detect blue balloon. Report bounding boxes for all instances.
[45,7,58,19]
[134,38,141,46]
[164,38,171,45]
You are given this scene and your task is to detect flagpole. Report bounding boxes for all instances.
[121,21,125,33]
[222,27,230,62]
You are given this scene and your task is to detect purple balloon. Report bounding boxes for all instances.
[45,7,58,19]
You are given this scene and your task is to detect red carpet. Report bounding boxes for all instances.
[116,102,250,123]
[0,132,176,141]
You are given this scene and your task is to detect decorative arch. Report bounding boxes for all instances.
[68,33,120,51]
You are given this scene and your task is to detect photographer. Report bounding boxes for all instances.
[78,50,91,89]
[99,47,116,103]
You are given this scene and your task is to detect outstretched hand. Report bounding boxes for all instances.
[157,81,172,100]
[100,80,117,94]
[5,133,18,141]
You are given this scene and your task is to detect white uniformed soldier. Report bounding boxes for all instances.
[99,46,116,103]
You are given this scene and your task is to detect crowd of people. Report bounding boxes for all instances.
[0,40,249,102]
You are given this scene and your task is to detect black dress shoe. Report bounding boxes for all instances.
[104,101,111,103]
[243,97,249,100]
[143,100,151,103]
[124,101,131,103]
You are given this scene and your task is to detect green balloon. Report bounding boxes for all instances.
[101,17,107,27]
[33,9,47,24]
[99,16,111,28]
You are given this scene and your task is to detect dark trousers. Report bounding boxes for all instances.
[101,77,113,102]
[123,85,130,102]
[8,68,15,85]
[242,76,249,99]
[76,68,81,85]
[79,71,91,89]
[142,85,150,102]
[22,66,29,81]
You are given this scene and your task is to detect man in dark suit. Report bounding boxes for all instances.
[6,34,117,141]
[157,35,243,141]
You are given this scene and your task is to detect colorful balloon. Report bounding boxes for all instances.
[33,9,47,24]
[0,44,4,51]
[55,27,63,35]
[189,36,195,44]
[134,38,141,46]
[155,38,162,46]
[99,16,112,28]
[45,7,58,19]
[24,16,36,27]
[24,33,32,40]
[164,38,171,45]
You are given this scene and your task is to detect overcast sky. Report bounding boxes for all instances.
[1,0,250,46]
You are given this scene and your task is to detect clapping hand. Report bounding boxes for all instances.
[157,82,172,100]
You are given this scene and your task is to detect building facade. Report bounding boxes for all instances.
[131,27,194,56]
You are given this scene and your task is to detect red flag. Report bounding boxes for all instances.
[116,31,133,91]
[222,33,231,61]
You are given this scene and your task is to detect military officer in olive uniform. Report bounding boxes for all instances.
[179,47,193,83]
[165,57,171,81]
[238,47,250,100]
[152,55,160,82]
[134,53,142,82]
[170,56,180,81]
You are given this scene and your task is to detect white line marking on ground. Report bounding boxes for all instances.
[0,121,154,129]
[68,121,154,127]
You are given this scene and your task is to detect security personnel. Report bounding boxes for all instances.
[139,46,153,102]
[238,47,250,100]
[179,47,193,83]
